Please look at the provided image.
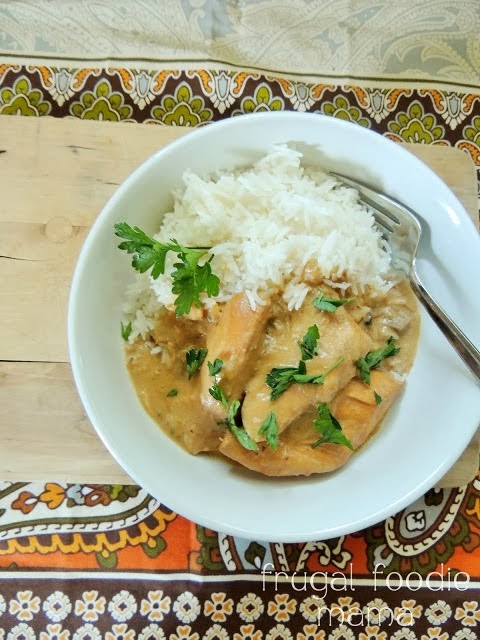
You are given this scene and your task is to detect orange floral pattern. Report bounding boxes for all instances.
[267,594,297,622]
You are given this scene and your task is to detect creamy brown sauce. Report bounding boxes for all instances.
[356,278,420,374]
[126,311,222,454]
[126,277,420,475]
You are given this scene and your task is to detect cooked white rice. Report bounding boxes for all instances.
[123,146,392,342]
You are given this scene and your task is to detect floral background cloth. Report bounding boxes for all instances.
[0,1,479,637]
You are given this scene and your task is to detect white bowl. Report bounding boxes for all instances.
[68,112,480,542]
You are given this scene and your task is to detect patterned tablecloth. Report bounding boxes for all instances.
[0,1,479,638]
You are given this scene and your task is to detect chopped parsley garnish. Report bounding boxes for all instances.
[207,358,228,407]
[311,403,354,450]
[266,358,343,400]
[115,222,220,317]
[374,391,383,405]
[206,366,258,451]
[120,321,132,342]
[258,411,279,451]
[356,337,400,384]
[208,380,229,409]
[266,363,303,400]
[185,347,208,379]
[292,358,343,384]
[208,358,224,376]
[312,293,355,312]
[167,389,178,397]
[298,324,320,360]
[220,400,259,451]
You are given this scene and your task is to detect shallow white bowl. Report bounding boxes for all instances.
[68,112,480,542]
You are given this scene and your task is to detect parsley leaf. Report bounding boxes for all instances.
[266,361,306,400]
[185,347,208,379]
[374,391,383,405]
[258,411,279,451]
[311,403,354,450]
[221,400,259,451]
[115,223,220,316]
[356,337,400,384]
[167,389,178,397]
[115,223,174,277]
[292,358,343,385]
[171,253,220,317]
[312,293,355,312]
[120,321,132,342]
[205,360,258,451]
[266,358,343,400]
[209,380,229,409]
[230,425,259,451]
[298,324,320,360]
[206,358,229,409]
[206,367,260,452]
[208,358,224,376]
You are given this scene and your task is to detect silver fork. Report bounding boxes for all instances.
[330,171,480,382]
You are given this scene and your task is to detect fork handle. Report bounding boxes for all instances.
[410,270,480,382]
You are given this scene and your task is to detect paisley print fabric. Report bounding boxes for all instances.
[1,1,480,86]
[0,476,479,636]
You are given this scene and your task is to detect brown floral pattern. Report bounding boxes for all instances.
[0,581,467,636]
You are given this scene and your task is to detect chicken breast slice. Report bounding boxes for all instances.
[177,397,224,454]
[219,370,403,476]
[200,292,271,419]
[242,290,372,442]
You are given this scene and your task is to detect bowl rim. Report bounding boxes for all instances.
[68,112,480,542]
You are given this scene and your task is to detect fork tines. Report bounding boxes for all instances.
[329,171,403,234]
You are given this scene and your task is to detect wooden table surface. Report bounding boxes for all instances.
[0,115,478,486]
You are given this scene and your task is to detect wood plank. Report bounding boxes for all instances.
[406,144,478,222]
[0,115,477,488]
[0,361,130,483]
[436,431,480,489]
[0,116,188,363]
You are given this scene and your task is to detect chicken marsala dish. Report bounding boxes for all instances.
[116,148,420,477]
